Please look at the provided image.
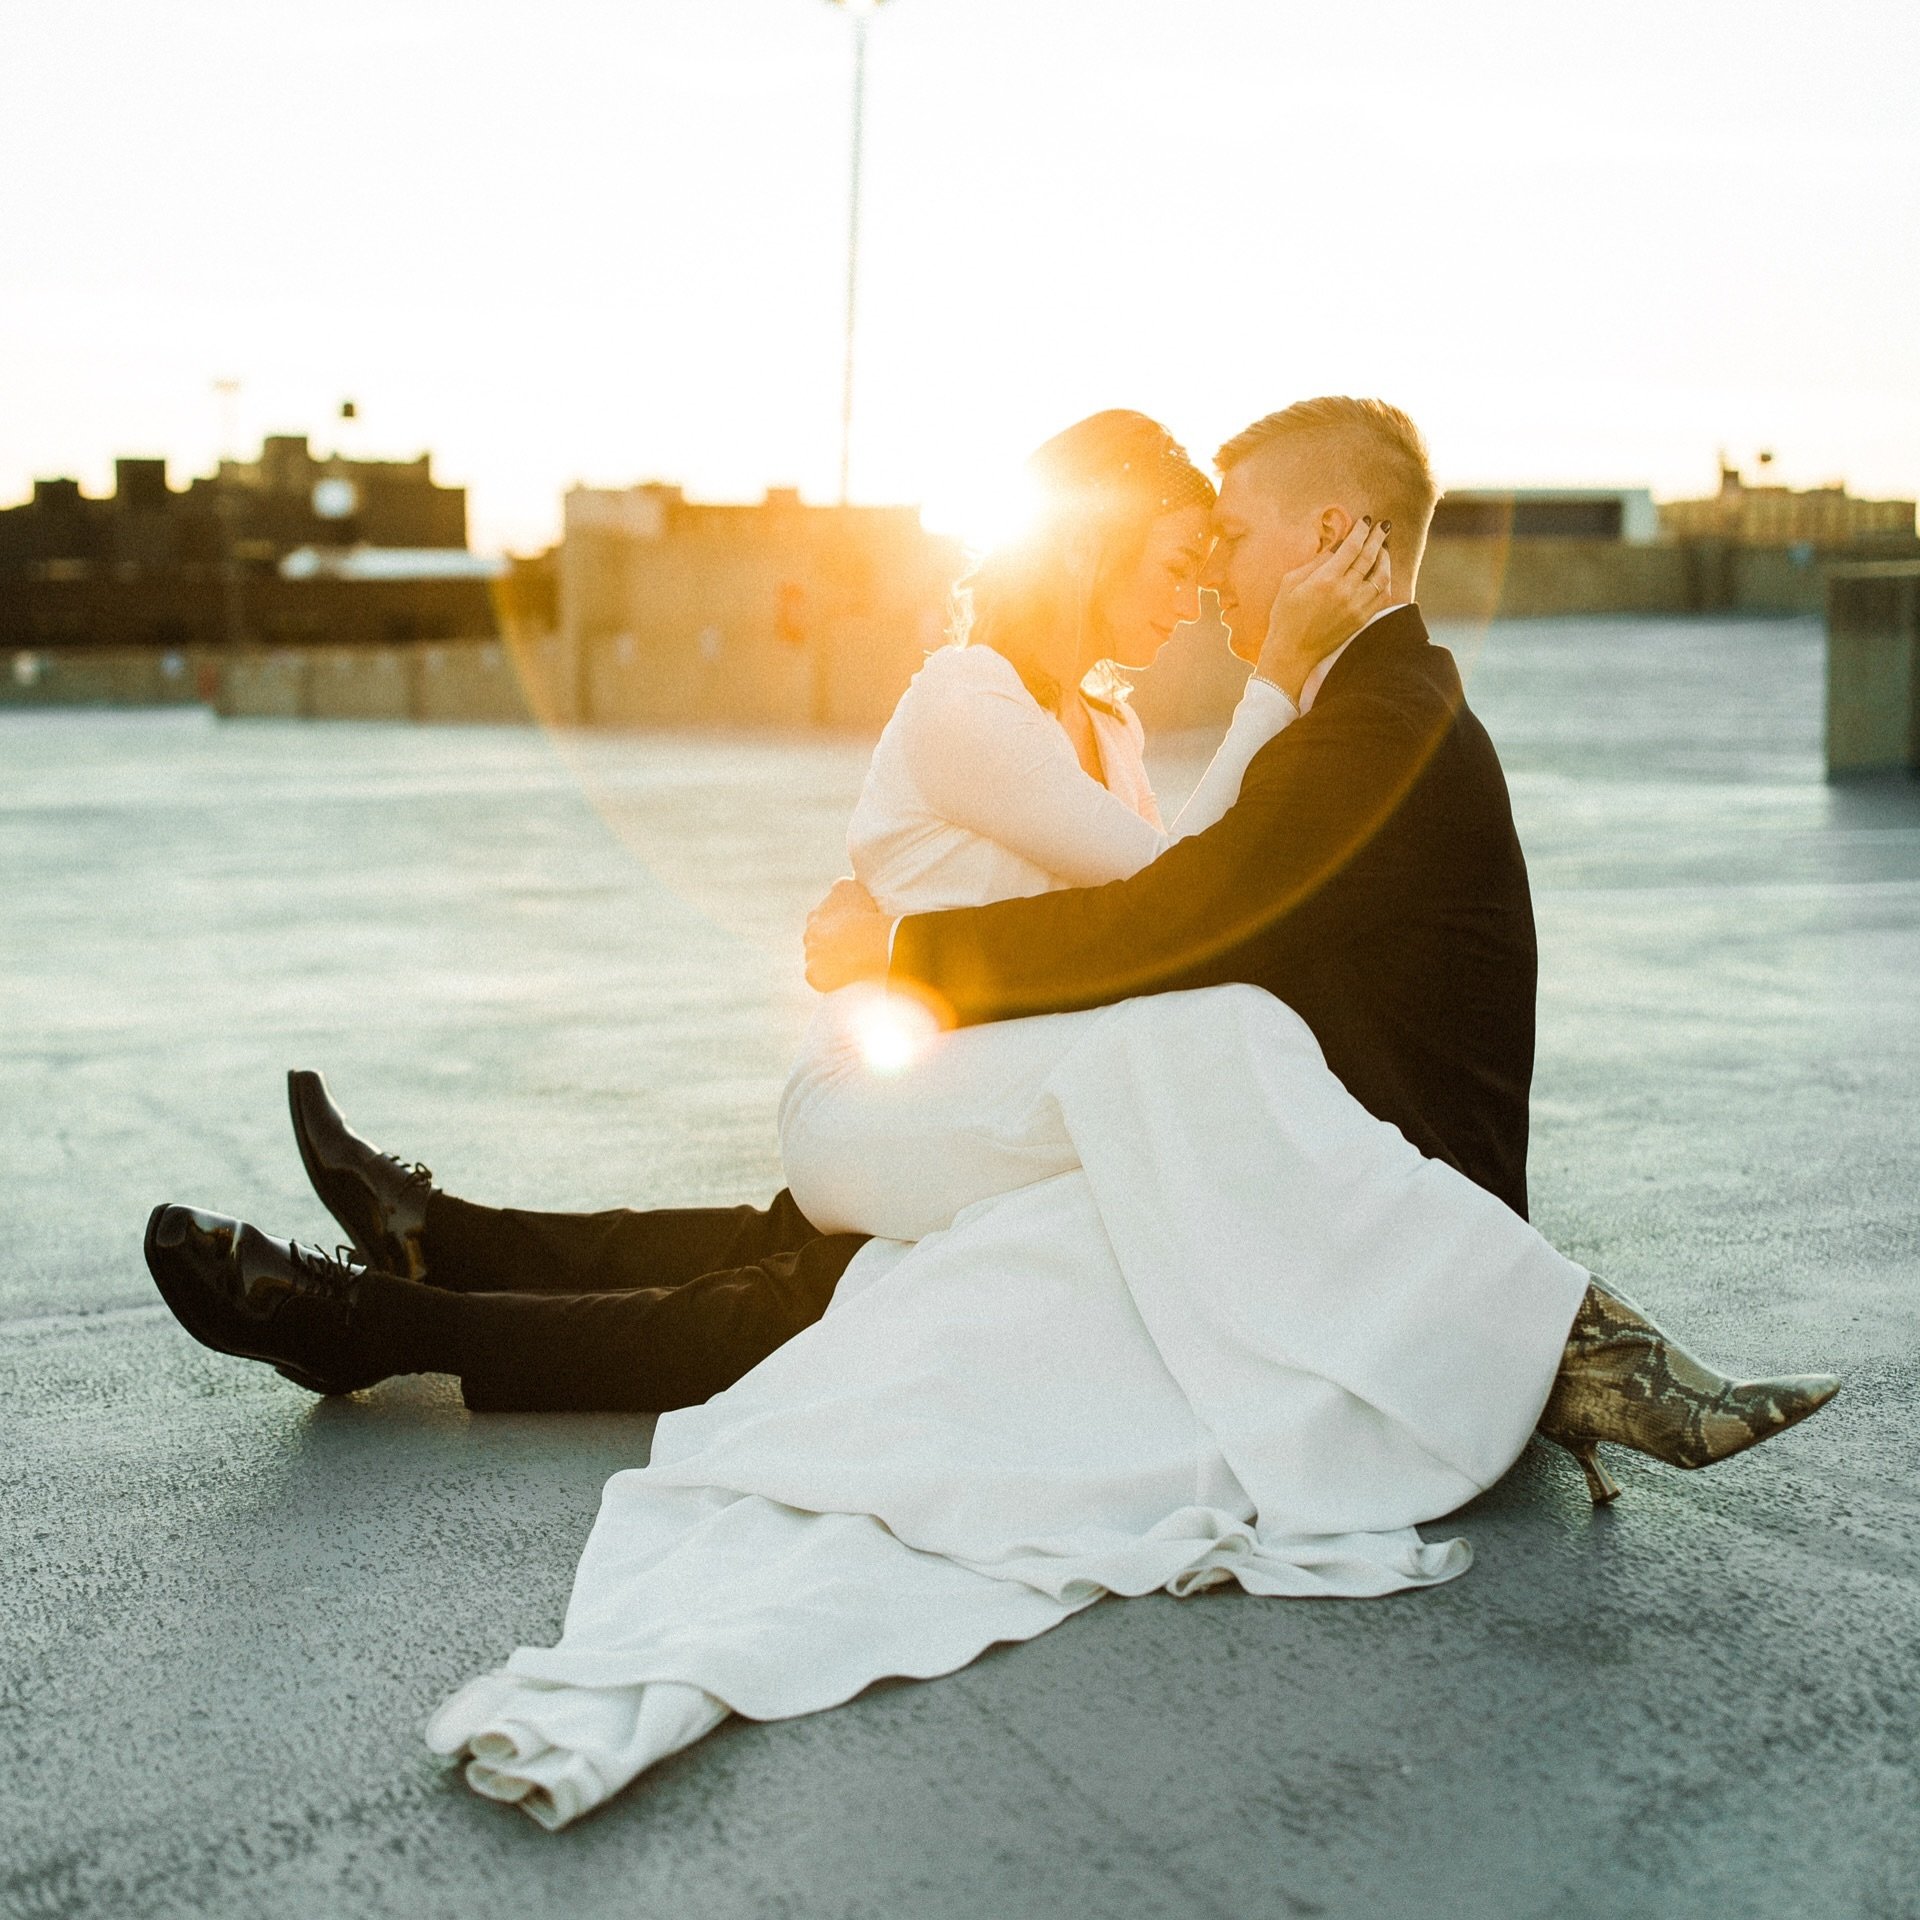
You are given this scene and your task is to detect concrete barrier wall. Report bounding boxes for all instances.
[1826,563,1920,776]
[581,616,950,735]
[1,645,219,709]
[1732,546,1830,617]
[417,641,542,724]
[216,650,307,718]
[1418,539,1695,619]
[4,638,566,727]
[8,538,1910,740]
[305,646,416,722]
[211,639,549,725]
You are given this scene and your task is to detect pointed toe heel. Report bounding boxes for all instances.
[1540,1281,1841,1502]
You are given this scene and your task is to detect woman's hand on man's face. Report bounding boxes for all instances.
[1252,516,1392,703]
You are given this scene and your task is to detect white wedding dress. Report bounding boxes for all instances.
[427,645,1590,1828]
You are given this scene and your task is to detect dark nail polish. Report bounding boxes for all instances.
[1363,515,1373,525]
[1381,520,1392,533]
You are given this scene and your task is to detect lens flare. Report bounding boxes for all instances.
[841,984,943,1076]
[919,466,1046,558]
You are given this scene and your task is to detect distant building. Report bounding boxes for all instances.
[1660,463,1917,549]
[0,437,500,652]
[1429,488,1661,544]
[557,482,960,728]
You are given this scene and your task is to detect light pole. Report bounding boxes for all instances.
[827,0,890,506]
[211,378,247,655]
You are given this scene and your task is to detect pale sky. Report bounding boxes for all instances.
[4,0,1916,552]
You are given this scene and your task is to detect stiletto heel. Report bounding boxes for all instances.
[1538,1280,1839,1501]
[1561,1439,1622,1505]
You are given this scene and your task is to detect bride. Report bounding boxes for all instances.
[415,412,1833,1826]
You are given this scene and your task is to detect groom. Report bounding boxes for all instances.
[143,397,1534,1410]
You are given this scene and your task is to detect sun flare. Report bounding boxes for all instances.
[843,985,945,1077]
[918,465,1047,558]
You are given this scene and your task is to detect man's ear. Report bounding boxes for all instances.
[1316,506,1355,553]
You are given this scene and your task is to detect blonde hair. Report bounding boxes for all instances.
[954,410,1215,712]
[1216,397,1437,566]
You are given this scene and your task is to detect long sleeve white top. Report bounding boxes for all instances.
[846,645,1296,918]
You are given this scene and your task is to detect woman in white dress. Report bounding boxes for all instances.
[420,413,1628,1826]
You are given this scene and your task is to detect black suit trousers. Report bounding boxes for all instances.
[420,1189,868,1414]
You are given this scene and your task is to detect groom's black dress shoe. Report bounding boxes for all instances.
[143,1204,386,1396]
[288,1069,433,1280]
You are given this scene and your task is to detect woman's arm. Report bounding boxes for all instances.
[911,655,1293,886]
[1160,676,1299,842]
[906,653,1168,886]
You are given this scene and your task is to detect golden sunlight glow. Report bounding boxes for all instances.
[841,983,943,1076]
[918,464,1047,558]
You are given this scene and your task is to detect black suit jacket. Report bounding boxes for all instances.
[890,606,1538,1218]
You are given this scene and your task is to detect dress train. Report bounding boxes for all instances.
[429,988,1584,1825]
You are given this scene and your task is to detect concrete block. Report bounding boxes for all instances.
[306,645,415,722]
[1826,563,1920,776]
[414,641,538,725]
[1,645,207,709]
[583,627,821,730]
[214,649,309,719]
[509,632,584,726]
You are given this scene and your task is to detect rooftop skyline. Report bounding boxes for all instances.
[5,0,1916,553]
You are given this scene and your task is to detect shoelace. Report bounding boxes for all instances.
[286,1240,371,1292]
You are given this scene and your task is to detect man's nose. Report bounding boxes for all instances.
[1200,547,1228,593]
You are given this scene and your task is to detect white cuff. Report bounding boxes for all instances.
[1245,672,1301,726]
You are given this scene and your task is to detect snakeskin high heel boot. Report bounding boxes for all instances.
[1538,1281,1840,1504]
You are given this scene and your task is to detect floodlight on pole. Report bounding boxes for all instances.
[826,0,891,506]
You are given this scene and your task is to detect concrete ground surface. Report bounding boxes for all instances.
[3,613,1916,1920]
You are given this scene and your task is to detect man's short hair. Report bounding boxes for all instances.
[1216,397,1438,555]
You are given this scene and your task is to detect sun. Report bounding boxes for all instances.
[918,463,1047,558]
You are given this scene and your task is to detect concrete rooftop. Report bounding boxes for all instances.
[3,614,1917,1919]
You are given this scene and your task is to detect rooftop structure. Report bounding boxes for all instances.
[1660,462,1917,549]
[0,436,469,582]
[0,437,492,655]
[1431,488,1662,545]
